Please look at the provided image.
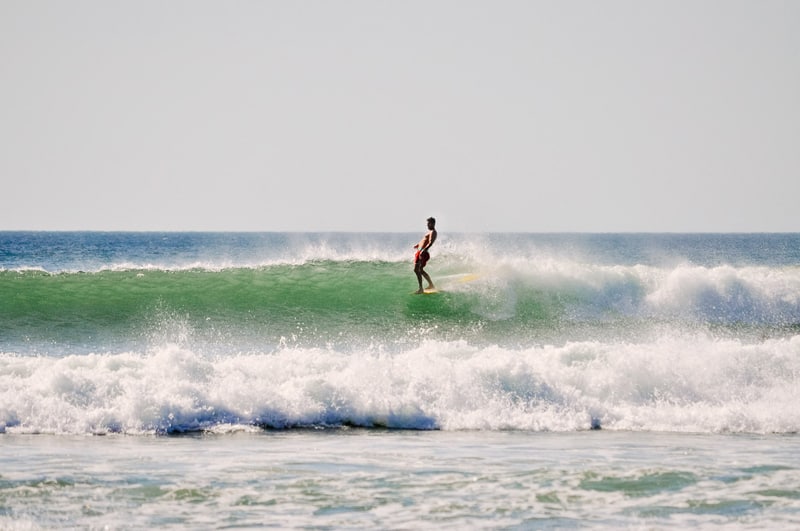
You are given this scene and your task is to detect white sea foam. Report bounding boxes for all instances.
[438,256,800,326]
[3,333,798,435]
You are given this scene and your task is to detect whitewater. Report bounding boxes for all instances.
[1,232,799,528]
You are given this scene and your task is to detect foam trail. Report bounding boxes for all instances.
[2,333,798,435]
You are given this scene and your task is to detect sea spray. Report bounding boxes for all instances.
[3,333,798,435]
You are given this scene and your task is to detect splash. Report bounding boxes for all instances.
[2,334,798,435]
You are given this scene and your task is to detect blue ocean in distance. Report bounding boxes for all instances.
[1,231,799,529]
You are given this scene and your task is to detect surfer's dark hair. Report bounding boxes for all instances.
[427,217,436,226]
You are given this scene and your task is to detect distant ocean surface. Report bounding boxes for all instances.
[2,232,799,529]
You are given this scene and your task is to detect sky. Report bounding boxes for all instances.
[1,1,798,233]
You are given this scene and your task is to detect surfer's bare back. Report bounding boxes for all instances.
[413,217,437,294]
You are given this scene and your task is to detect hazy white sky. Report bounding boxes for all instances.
[1,1,798,232]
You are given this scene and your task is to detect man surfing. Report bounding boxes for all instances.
[413,217,437,294]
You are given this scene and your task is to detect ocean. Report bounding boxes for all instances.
[1,231,799,529]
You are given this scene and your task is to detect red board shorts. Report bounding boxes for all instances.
[414,250,430,267]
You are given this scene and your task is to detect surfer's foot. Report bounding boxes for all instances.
[414,288,424,294]
[426,284,435,290]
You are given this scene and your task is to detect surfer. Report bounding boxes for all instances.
[413,217,437,294]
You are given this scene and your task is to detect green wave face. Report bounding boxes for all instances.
[1,262,563,353]
[6,250,800,355]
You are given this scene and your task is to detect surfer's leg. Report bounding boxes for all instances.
[416,252,433,290]
[421,270,434,290]
[414,262,424,293]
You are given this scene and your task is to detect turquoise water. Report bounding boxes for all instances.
[1,232,799,527]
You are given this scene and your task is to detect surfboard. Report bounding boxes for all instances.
[412,288,439,295]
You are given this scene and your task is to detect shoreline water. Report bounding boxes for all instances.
[2,430,799,529]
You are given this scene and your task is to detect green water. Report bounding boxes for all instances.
[1,262,565,352]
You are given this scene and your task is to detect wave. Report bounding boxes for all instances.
[5,233,798,436]
[2,334,798,435]
[3,259,800,351]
